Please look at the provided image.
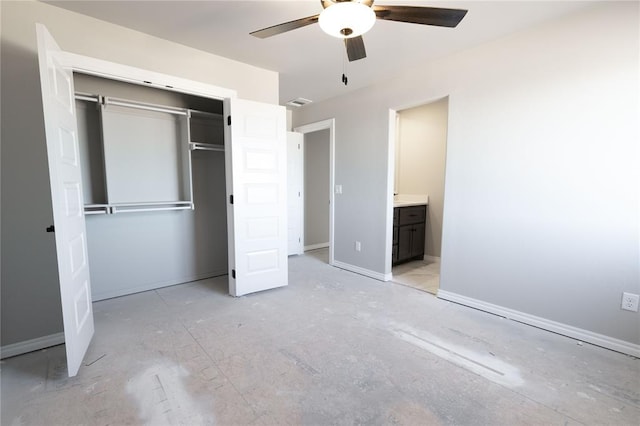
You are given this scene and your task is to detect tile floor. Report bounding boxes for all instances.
[392,259,440,294]
[2,249,639,425]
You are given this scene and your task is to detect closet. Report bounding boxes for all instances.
[37,23,288,377]
[74,74,228,301]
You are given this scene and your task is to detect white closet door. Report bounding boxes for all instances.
[36,24,94,377]
[287,132,304,256]
[225,98,288,296]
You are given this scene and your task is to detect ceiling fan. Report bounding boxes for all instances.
[250,0,468,62]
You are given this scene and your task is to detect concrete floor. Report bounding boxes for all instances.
[2,249,639,425]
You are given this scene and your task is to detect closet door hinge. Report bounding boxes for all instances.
[229,194,234,204]
[227,116,231,126]
[231,269,236,279]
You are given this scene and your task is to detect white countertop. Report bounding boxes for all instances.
[393,194,429,208]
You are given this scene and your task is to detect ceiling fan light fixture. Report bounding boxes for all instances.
[318,2,376,39]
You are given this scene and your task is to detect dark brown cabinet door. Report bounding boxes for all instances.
[411,223,425,259]
[397,225,414,262]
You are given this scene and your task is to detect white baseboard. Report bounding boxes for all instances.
[423,255,441,263]
[437,290,640,358]
[304,243,329,251]
[93,269,228,301]
[1,332,64,359]
[332,260,390,281]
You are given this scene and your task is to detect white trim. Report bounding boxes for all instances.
[294,119,336,266]
[1,333,65,359]
[333,260,391,282]
[286,131,304,256]
[59,51,237,100]
[423,255,441,263]
[304,242,330,251]
[384,109,397,279]
[437,290,640,358]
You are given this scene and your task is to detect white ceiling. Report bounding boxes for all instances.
[45,0,595,105]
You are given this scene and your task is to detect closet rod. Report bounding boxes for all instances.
[105,97,187,116]
[110,201,192,207]
[75,93,100,103]
[188,109,223,119]
[112,205,193,214]
[189,142,225,152]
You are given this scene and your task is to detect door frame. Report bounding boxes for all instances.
[287,132,304,256]
[387,97,451,282]
[293,119,336,266]
[57,51,239,289]
[60,50,290,297]
[60,51,237,101]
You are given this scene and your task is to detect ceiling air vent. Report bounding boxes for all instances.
[285,98,312,108]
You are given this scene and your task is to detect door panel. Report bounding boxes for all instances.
[225,98,288,296]
[36,24,94,377]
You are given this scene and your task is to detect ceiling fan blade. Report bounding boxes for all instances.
[250,14,319,39]
[345,36,367,62]
[374,5,468,28]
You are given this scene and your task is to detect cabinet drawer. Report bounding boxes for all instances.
[393,208,399,226]
[398,205,426,225]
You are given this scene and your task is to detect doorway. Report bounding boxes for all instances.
[304,128,330,252]
[390,97,449,294]
[294,119,335,265]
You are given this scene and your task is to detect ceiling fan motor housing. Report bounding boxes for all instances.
[321,0,375,8]
[319,0,376,39]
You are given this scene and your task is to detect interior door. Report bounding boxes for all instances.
[287,132,304,256]
[36,24,94,377]
[224,98,288,296]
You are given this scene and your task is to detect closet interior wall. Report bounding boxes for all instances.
[74,73,228,301]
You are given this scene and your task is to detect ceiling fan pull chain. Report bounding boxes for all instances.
[342,46,348,86]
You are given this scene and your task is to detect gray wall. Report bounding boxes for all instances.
[397,98,448,258]
[1,1,278,348]
[75,74,228,301]
[304,129,330,248]
[293,2,639,345]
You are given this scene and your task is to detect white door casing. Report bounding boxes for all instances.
[36,24,94,377]
[224,98,288,296]
[293,119,336,265]
[287,132,304,256]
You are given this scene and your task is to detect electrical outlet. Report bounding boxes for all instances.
[355,241,361,252]
[621,292,639,312]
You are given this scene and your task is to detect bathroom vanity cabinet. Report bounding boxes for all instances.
[393,205,426,265]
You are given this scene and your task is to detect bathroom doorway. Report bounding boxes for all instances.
[294,119,336,265]
[391,97,449,294]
